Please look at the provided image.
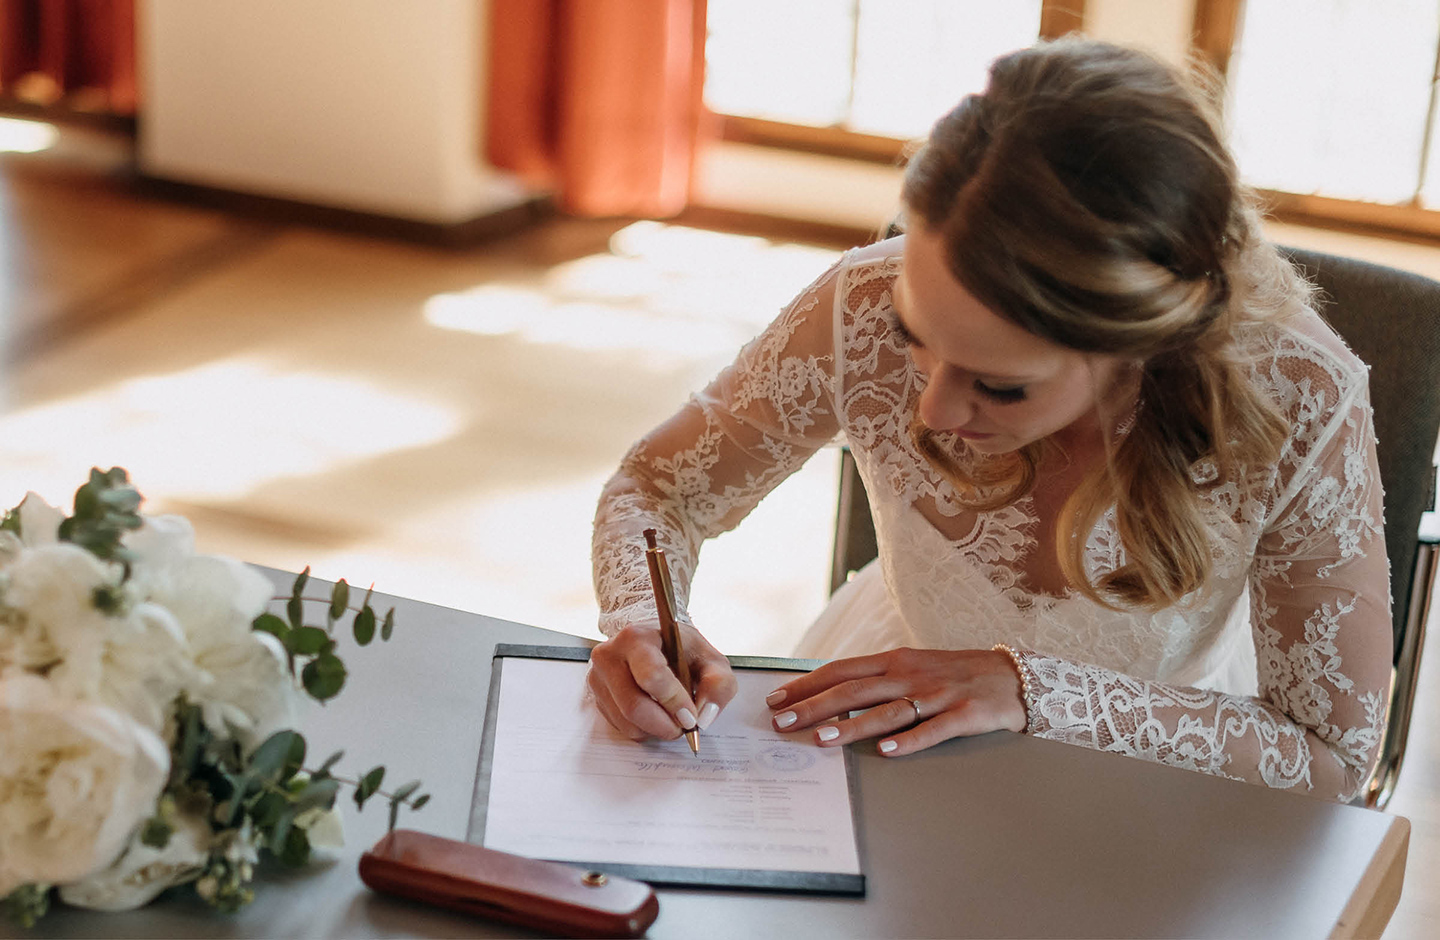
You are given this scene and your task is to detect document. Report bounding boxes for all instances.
[477,654,862,883]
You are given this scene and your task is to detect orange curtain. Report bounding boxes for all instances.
[486,0,707,218]
[0,0,136,115]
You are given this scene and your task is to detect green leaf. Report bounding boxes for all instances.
[354,766,385,809]
[279,824,311,867]
[289,626,331,656]
[390,780,420,803]
[411,793,430,811]
[314,750,345,780]
[248,731,301,784]
[249,791,288,830]
[388,796,402,832]
[329,580,350,621]
[381,607,395,641]
[292,566,310,600]
[56,467,144,568]
[252,613,290,643]
[268,808,295,857]
[352,606,375,646]
[301,653,347,701]
[286,595,304,631]
[177,703,205,776]
[139,817,172,849]
[293,777,340,814]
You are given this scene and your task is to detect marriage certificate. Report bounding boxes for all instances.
[471,647,864,893]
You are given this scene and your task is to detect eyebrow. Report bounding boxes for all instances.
[891,276,1040,385]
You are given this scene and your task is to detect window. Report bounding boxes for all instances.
[703,0,1080,161]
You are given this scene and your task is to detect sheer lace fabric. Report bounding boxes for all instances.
[593,239,1391,801]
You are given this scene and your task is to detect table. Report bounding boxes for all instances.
[10,573,1409,939]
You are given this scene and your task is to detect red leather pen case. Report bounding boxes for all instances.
[359,829,659,938]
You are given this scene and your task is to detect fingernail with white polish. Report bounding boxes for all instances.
[766,689,787,707]
[775,710,797,729]
[677,707,697,729]
[698,702,719,729]
[879,739,898,754]
[817,726,840,743]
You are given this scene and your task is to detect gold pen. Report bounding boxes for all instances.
[642,528,699,755]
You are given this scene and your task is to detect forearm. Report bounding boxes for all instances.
[592,458,705,637]
[1012,651,1385,802]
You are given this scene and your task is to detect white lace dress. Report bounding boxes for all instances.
[593,238,1392,802]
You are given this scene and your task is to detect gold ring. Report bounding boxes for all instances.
[901,696,922,721]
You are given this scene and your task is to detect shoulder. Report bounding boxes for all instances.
[1236,303,1374,469]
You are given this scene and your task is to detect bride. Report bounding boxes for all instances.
[586,37,1390,802]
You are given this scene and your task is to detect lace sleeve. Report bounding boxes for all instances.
[592,258,848,637]
[1013,337,1392,802]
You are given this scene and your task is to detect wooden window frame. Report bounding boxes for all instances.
[710,0,1085,166]
[1192,0,1440,242]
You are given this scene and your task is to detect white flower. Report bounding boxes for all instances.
[127,522,295,747]
[13,492,63,548]
[0,675,169,898]
[0,543,191,731]
[295,806,345,861]
[58,810,210,912]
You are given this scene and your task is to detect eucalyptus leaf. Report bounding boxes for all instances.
[252,613,290,643]
[388,797,402,832]
[301,653,347,701]
[248,731,301,784]
[292,566,310,600]
[293,777,340,814]
[391,780,420,803]
[250,791,288,830]
[381,607,395,641]
[290,626,331,656]
[279,825,311,867]
[353,607,375,646]
[268,809,295,856]
[354,766,385,808]
[329,580,349,621]
[411,793,430,811]
[286,595,304,631]
[315,750,345,779]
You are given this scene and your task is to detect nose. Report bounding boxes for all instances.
[916,366,976,432]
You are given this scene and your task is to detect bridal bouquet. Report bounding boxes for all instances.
[0,469,427,926]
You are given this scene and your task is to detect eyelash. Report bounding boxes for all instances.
[891,317,1028,404]
[975,382,1027,404]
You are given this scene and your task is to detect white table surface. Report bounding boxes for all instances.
[8,572,1409,939]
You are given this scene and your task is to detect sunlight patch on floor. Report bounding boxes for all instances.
[0,358,465,505]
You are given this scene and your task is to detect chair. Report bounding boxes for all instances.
[829,246,1440,809]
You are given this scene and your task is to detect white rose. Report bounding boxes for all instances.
[0,543,191,731]
[136,549,295,746]
[0,676,169,897]
[58,810,210,912]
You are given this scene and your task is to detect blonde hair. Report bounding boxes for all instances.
[900,38,1309,609]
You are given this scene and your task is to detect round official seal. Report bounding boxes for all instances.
[755,744,815,773]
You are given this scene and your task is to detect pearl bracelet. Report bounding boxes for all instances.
[991,642,1035,734]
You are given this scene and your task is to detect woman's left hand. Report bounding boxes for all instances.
[765,647,1027,756]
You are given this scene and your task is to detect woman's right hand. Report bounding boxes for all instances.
[587,618,738,741]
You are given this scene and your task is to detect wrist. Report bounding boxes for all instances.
[990,643,1034,733]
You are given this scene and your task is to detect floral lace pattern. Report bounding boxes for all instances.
[593,239,1391,801]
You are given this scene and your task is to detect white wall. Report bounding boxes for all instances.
[138,0,524,223]
[696,0,1198,232]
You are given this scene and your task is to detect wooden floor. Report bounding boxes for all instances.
[2,125,1437,938]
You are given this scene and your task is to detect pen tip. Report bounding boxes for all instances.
[685,729,699,755]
